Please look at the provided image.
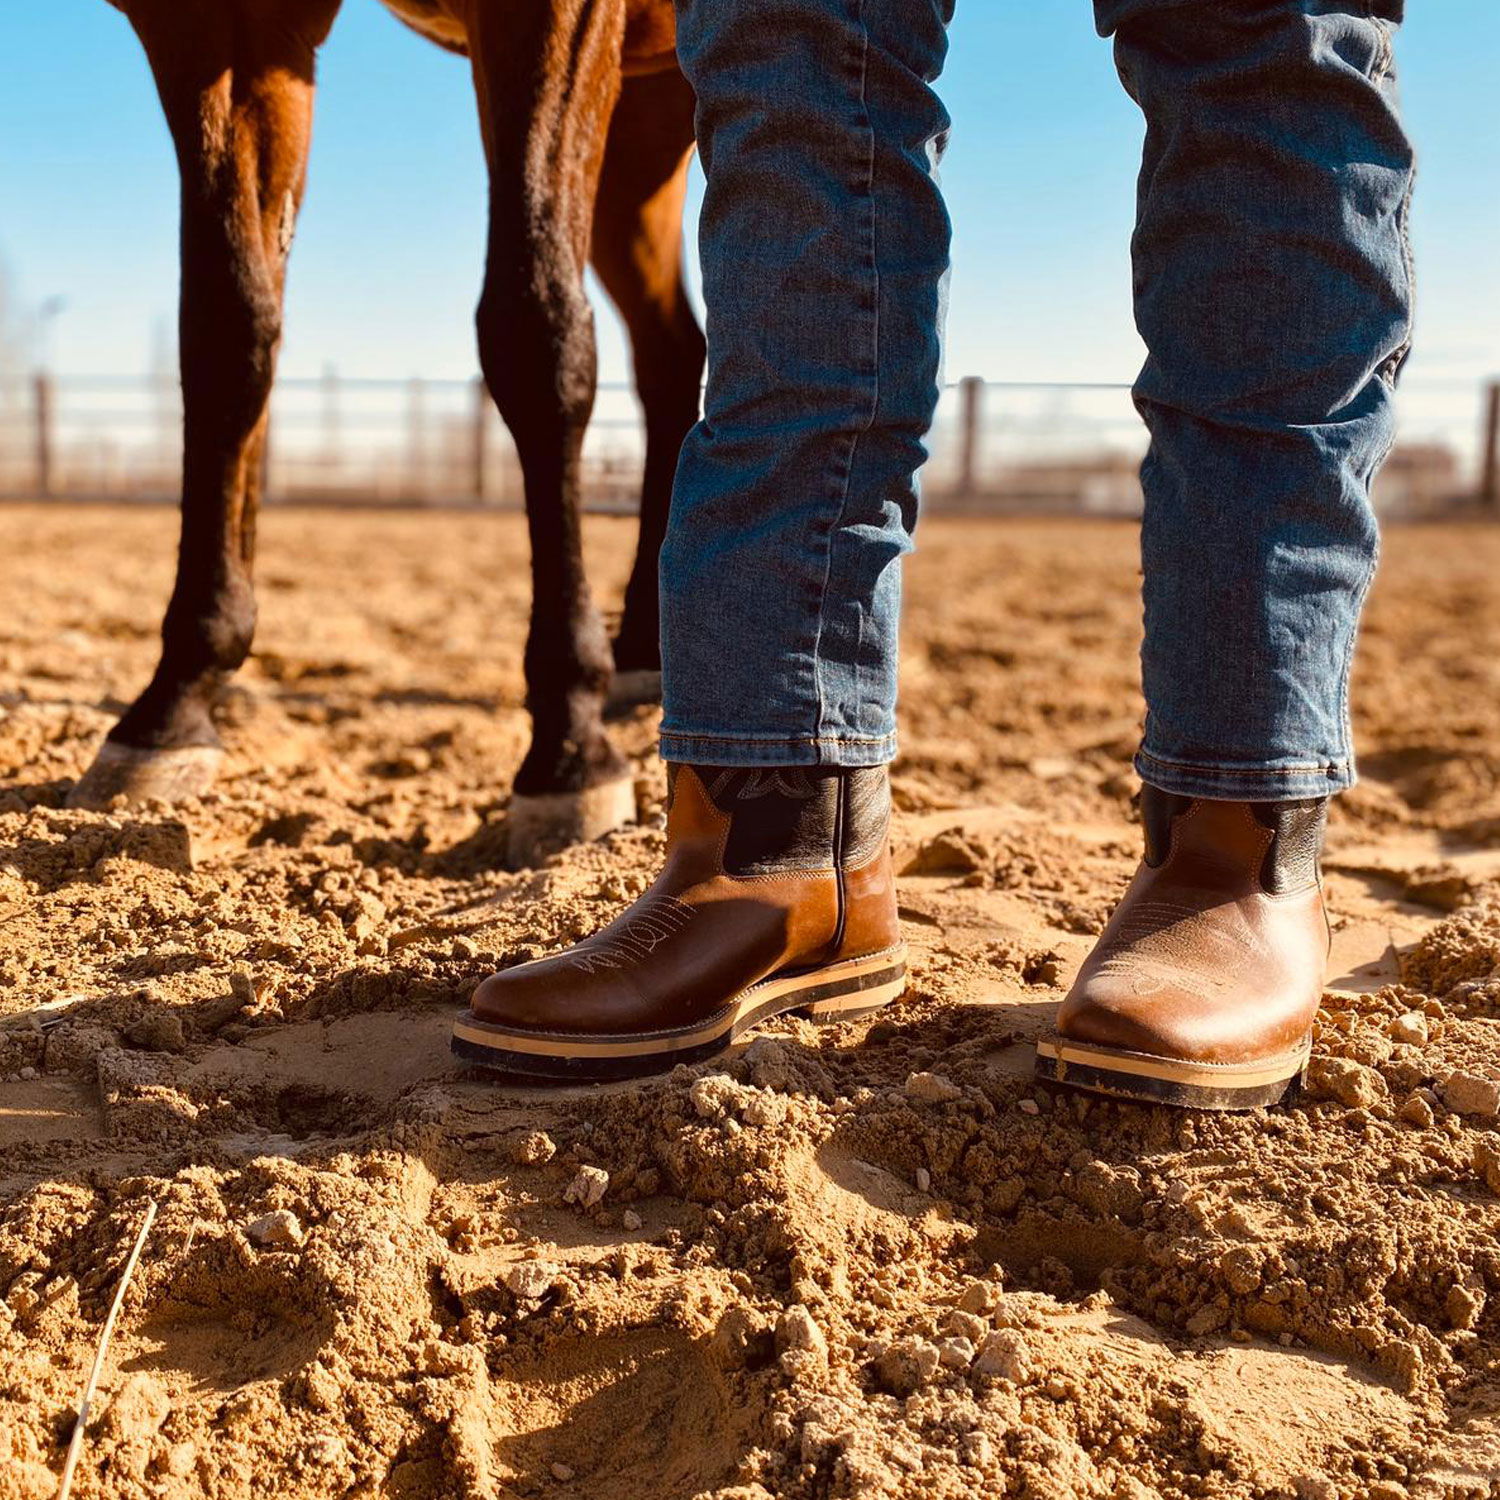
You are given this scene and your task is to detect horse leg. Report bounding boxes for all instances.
[467,0,636,866]
[590,67,703,713]
[70,0,338,809]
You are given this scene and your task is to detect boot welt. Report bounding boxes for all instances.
[451,945,907,1082]
[1033,1033,1312,1112]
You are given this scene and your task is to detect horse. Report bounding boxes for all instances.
[81,0,703,864]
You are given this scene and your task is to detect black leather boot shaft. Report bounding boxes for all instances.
[667,765,891,878]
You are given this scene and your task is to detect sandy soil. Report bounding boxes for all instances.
[2,504,1500,1500]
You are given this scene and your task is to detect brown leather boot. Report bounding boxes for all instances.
[452,764,905,1080]
[1035,786,1331,1110]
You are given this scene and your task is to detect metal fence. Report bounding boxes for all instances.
[1,369,1495,516]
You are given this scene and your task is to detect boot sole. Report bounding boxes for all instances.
[1033,1033,1311,1112]
[450,945,907,1083]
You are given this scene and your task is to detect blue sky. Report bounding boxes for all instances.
[1,3,1496,393]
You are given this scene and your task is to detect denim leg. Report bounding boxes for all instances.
[1101,0,1415,801]
[659,0,953,768]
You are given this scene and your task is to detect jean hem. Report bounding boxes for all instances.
[659,730,898,769]
[1135,749,1354,802]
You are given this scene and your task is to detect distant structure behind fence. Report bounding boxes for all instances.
[1,369,1495,516]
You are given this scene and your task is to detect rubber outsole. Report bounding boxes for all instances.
[1033,1033,1311,1112]
[451,947,906,1083]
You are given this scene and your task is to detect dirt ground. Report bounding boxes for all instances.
[2,503,1500,1500]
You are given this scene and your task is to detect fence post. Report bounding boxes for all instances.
[957,376,983,497]
[1481,379,1500,512]
[406,377,427,501]
[471,376,489,503]
[33,372,54,497]
[320,364,340,494]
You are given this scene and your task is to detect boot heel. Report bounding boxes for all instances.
[796,948,907,1025]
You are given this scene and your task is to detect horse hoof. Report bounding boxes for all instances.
[605,669,662,717]
[66,741,224,810]
[505,774,637,868]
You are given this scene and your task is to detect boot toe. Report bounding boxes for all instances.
[1056,964,1317,1067]
[1056,972,1191,1061]
[469,960,575,1033]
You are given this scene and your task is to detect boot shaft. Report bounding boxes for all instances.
[1140,784,1327,896]
[668,764,891,877]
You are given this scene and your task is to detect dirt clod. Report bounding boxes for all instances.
[245,1209,304,1248]
[973,1329,1031,1383]
[563,1165,610,1208]
[1440,1068,1500,1118]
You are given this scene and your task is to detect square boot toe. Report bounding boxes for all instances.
[468,958,639,1037]
[1055,967,1315,1067]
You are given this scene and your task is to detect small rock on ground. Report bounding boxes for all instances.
[563,1165,609,1208]
[245,1209,303,1249]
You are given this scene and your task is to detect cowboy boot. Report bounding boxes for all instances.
[452,764,906,1081]
[1035,786,1331,1110]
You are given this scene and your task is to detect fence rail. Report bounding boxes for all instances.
[1,370,1495,516]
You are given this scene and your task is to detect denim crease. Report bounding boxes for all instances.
[660,0,1415,802]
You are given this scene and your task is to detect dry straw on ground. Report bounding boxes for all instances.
[56,1199,158,1500]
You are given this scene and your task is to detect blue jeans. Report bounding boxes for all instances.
[659,0,1414,802]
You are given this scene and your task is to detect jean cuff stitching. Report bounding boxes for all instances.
[1137,750,1349,778]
